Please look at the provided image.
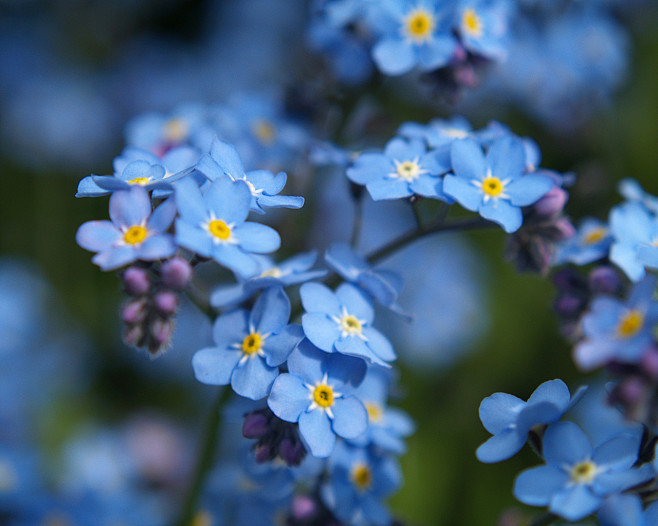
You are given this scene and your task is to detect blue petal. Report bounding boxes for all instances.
[251,287,290,334]
[247,170,285,194]
[325,353,367,389]
[147,197,177,233]
[479,199,523,233]
[109,187,151,227]
[205,177,251,225]
[257,194,304,210]
[487,137,525,181]
[233,222,281,253]
[286,339,324,382]
[598,494,643,526]
[299,409,335,458]
[443,175,482,211]
[409,176,442,198]
[210,284,250,309]
[332,397,367,439]
[610,242,645,282]
[513,465,568,505]
[212,244,260,278]
[174,176,207,225]
[347,153,392,185]
[476,428,527,463]
[137,235,176,260]
[76,176,109,197]
[209,138,245,178]
[192,347,241,385]
[76,221,120,252]
[366,178,412,201]
[543,422,592,467]
[527,379,570,410]
[478,392,524,435]
[372,38,416,76]
[92,246,137,270]
[592,434,641,471]
[550,485,602,522]
[231,356,278,400]
[506,175,553,207]
[336,283,374,324]
[300,282,341,316]
[264,325,304,367]
[267,373,311,422]
[417,35,456,70]
[175,219,212,258]
[212,308,248,346]
[335,336,390,367]
[302,313,341,353]
[451,139,486,181]
[362,327,396,362]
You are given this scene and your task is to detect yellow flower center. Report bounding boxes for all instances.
[617,310,644,339]
[584,228,607,244]
[208,219,231,241]
[313,384,334,408]
[123,225,148,245]
[253,119,277,145]
[395,160,421,181]
[462,8,483,37]
[365,402,383,423]
[127,177,150,185]
[482,176,504,197]
[570,460,598,484]
[340,314,363,335]
[260,266,283,278]
[444,128,469,139]
[163,118,188,143]
[241,333,262,355]
[405,9,434,43]
[351,463,372,491]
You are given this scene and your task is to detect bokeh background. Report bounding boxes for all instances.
[1,0,658,524]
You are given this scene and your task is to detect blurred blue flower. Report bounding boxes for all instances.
[609,201,658,282]
[554,218,612,266]
[456,0,510,61]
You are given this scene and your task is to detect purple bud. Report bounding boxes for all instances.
[589,266,621,295]
[617,377,645,405]
[121,299,147,324]
[641,347,658,379]
[242,412,269,439]
[452,44,467,62]
[291,495,317,520]
[279,437,305,466]
[123,325,143,346]
[153,290,178,315]
[150,318,174,345]
[534,187,568,217]
[161,257,193,290]
[123,267,151,296]
[254,444,273,463]
[554,294,584,317]
[553,218,576,240]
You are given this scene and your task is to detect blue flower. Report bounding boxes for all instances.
[554,218,612,266]
[455,0,510,61]
[598,494,658,526]
[574,276,658,371]
[192,287,303,400]
[370,0,458,76]
[346,137,451,201]
[324,242,409,318]
[321,441,402,526]
[609,201,658,282]
[350,366,414,454]
[513,421,653,522]
[397,115,474,148]
[174,176,281,278]
[300,282,397,367]
[618,178,658,214]
[267,340,368,458]
[477,379,587,463]
[76,187,177,271]
[210,251,327,309]
[196,138,304,214]
[443,137,553,233]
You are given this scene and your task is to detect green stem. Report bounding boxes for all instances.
[366,216,495,265]
[174,387,230,526]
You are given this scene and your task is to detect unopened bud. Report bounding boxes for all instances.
[279,437,306,466]
[150,318,174,346]
[588,266,621,295]
[123,325,143,346]
[123,267,151,296]
[534,187,568,217]
[161,257,193,290]
[153,290,178,315]
[291,495,317,520]
[641,347,658,379]
[121,299,147,324]
[243,412,269,439]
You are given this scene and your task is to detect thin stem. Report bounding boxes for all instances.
[174,387,231,526]
[350,196,364,248]
[366,216,495,265]
[528,513,558,526]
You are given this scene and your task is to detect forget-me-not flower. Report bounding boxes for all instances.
[300,282,397,367]
[455,0,509,61]
[477,379,587,463]
[513,421,653,522]
[609,201,658,282]
[174,176,280,278]
[346,137,451,201]
[443,137,553,233]
[192,287,303,400]
[267,340,368,458]
[554,218,612,266]
[76,187,176,271]
[196,138,304,214]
